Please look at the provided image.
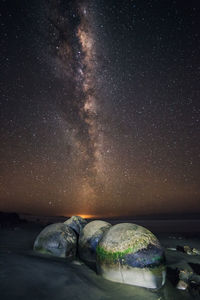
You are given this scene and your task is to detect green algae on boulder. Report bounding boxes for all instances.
[78,220,111,264]
[64,216,87,235]
[96,223,166,289]
[33,223,77,258]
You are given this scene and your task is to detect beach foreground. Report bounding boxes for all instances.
[0,219,200,300]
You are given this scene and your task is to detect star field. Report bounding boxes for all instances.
[0,0,200,217]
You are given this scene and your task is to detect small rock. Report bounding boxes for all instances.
[167,247,176,251]
[177,280,188,290]
[176,245,198,255]
[184,245,193,255]
[72,260,84,265]
[192,248,200,255]
[179,269,193,282]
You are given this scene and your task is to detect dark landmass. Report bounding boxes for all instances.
[1,210,200,221]
[0,212,27,228]
[1,211,200,234]
[114,212,200,220]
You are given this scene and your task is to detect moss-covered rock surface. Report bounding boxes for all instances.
[96,223,166,288]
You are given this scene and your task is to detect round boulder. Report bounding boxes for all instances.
[78,220,111,264]
[33,223,77,258]
[96,223,166,289]
[64,216,87,235]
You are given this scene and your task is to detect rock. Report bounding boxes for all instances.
[192,248,200,255]
[184,245,193,255]
[71,260,84,266]
[175,268,194,291]
[64,216,87,235]
[96,223,166,289]
[166,247,176,251]
[176,245,200,256]
[78,220,111,264]
[176,280,188,290]
[33,223,77,258]
[179,269,193,282]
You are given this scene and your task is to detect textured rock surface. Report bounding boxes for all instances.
[64,216,87,235]
[33,223,77,258]
[176,280,188,290]
[176,245,200,255]
[96,223,166,289]
[78,220,111,263]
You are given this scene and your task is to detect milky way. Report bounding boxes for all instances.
[76,3,106,204]
[47,1,109,210]
[0,0,200,217]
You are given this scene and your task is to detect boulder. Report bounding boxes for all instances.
[64,216,87,235]
[176,245,200,256]
[78,220,111,264]
[96,223,166,289]
[33,223,77,258]
[192,248,200,255]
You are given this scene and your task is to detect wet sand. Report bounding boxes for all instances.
[0,220,200,300]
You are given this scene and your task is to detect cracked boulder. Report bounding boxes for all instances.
[96,223,166,289]
[33,223,77,258]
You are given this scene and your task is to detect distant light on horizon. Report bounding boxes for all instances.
[77,214,99,219]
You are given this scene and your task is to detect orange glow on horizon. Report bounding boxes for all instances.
[78,214,100,219]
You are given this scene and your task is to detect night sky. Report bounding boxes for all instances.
[0,0,200,217]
